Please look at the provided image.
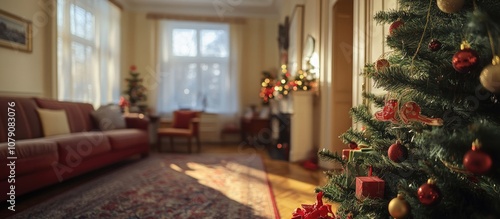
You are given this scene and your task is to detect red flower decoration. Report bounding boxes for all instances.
[292,191,335,219]
[119,96,129,108]
[130,65,137,71]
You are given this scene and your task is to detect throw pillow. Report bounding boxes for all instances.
[172,111,198,129]
[37,108,71,136]
[91,104,126,131]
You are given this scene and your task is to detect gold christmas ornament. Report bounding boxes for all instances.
[437,0,465,14]
[480,56,500,93]
[388,194,410,219]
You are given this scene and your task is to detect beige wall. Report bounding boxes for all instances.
[0,0,54,97]
[0,1,280,114]
[279,0,322,148]
[123,12,279,114]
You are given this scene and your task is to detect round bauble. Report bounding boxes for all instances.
[480,62,500,94]
[463,146,492,175]
[388,194,410,219]
[452,48,479,73]
[437,0,465,14]
[348,142,358,149]
[428,39,442,51]
[376,59,390,72]
[389,19,404,35]
[388,141,408,163]
[417,179,441,205]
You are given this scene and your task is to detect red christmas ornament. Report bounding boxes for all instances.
[375,59,390,72]
[417,179,441,205]
[389,19,404,35]
[399,101,443,126]
[348,142,358,149]
[452,42,480,73]
[374,99,399,123]
[388,141,408,163]
[428,39,442,51]
[463,140,492,175]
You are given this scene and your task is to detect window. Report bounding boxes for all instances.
[57,0,120,107]
[157,21,236,114]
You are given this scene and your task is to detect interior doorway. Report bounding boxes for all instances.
[330,0,353,152]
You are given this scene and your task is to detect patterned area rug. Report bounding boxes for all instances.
[10,153,280,219]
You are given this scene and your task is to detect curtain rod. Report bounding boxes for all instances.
[146,13,246,24]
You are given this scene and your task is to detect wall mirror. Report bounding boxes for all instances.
[303,35,315,61]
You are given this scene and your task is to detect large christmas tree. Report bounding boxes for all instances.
[317,0,500,218]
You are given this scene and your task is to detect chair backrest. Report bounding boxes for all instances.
[172,110,199,130]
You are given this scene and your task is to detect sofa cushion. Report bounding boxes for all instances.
[0,139,58,179]
[37,108,71,137]
[91,104,126,131]
[47,132,112,166]
[0,97,44,142]
[103,129,149,150]
[35,98,94,133]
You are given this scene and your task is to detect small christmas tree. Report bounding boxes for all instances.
[259,71,275,105]
[274,64,291,98]
[124,65,147,112]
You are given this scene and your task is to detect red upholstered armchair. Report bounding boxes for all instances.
[157,110,200,153]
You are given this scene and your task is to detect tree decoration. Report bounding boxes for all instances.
[418,179,442,205]
[388,140,408,163]
[348,142,359,149]
[291,191,335,219]
[399,101,444,126]
[291,70,313,91]
[259,71,275,105]
[437,0,465,14]
[480,56,500,93]
[428,38,442,51]
[463,139,492,175]
[375,99,443,126]
[124,65,147,109]
[389,19,404,35]
[274,64,291,98]
[375,58,391,72]
[452,41,480,73]
[388,194,410,219]
[375,99,399,123]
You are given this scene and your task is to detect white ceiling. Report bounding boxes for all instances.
[117,0,282,18]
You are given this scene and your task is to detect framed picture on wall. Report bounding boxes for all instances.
[0,9,32,53]
[288,5,304,77]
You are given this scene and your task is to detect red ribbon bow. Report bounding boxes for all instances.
[292,191,335,219]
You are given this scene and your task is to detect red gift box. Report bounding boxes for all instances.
[342,149,351,160]
[355,167,384,199]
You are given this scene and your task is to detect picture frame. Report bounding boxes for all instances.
[0,9,32,53]
[287,4,304,77]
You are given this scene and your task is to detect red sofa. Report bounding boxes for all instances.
[0,97,150,201]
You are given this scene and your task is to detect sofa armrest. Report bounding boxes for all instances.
[124,114,149,130]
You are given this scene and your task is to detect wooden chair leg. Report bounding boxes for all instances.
[187,137,192,154]
[170,137,174,152]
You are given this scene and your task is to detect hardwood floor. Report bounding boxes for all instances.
[1,143,333,218]
[170,143,333,218]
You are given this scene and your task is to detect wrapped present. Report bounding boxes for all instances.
[345,148,376,188]
[355,167,385,199]
[342,149,358,160]
[348,147,375,162]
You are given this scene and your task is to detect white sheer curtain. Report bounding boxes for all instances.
[57,0,120,107]
[156,20,239,117]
